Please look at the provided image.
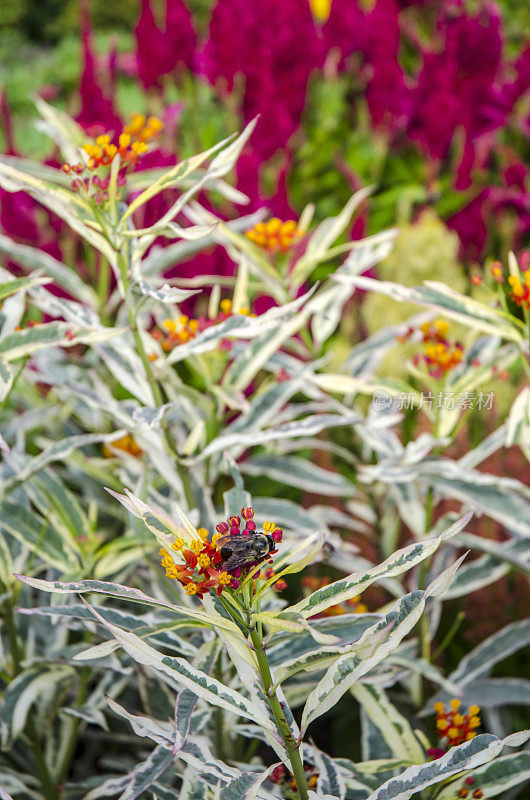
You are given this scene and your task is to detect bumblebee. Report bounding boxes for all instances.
[218,532,275,572]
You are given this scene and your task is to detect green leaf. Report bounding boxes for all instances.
[301,557,464,731]
[0,321,121,362]
[450,619,530,686]
[0,235,96,305]
[117,745,174,800]
[14,574,247,640]
[435,751,530,799]
[365,733,530,800]
[279,513,472,620]
[344,276,525,345]
[0,665,74,746]
[0,273,51,301]
[351,684,425,764]
[220,766,279,800]
[241,455,355,496]
[83,601,275,731]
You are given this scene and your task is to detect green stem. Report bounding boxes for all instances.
[117,249,195,510]
[249,627,308,800]
[96,255,110,319]
[2,596,21,676]
[0,356,29,413]
[2,594,56,800]
[432,611,465,662]
[55,668,89,786]
[26,716,57,800]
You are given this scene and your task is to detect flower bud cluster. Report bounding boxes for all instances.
[434,699,481,746]
[246,218,301,253]
[150,300,254,352]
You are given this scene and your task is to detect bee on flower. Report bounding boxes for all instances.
[159,507,282,597]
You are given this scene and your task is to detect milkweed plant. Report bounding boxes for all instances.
[0,101,529,800]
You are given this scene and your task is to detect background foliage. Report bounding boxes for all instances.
[0,1,529,799]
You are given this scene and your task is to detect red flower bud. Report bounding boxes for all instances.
[272,528,283,543]
[245,520,256,531]
[241,506,254,520]
[230,525,240,537]
[216,522,229,534]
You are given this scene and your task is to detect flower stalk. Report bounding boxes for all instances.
[248,624,309,800]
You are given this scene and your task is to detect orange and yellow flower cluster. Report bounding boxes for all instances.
[160,507,282,598]
[489,253,530,310]
[399,319,463,379]
[434,699,481,746]
[61,113,163,202]
[151,300,254,352]
[246,218,301,253]
[302,577,367,616]
[507,271,530,310]
[102,433,143,459]
[159,528,232,599]
[80,114,163,170]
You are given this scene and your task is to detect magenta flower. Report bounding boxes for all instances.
[321,0,366,68]
[409,1,507,167]
[135,0,196,90]
[76,0,121,136]
[202,0,323,160]
[363,0,411,133]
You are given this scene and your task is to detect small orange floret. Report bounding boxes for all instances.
[434,700,481,748]
[246,217,301,254]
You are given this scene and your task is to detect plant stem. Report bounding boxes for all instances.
[96,255,110,319]
[2,596,21,676]
[27,716,57,800]
[117,249,195,510]
[2,594,57,800]
[249,627,308,800]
